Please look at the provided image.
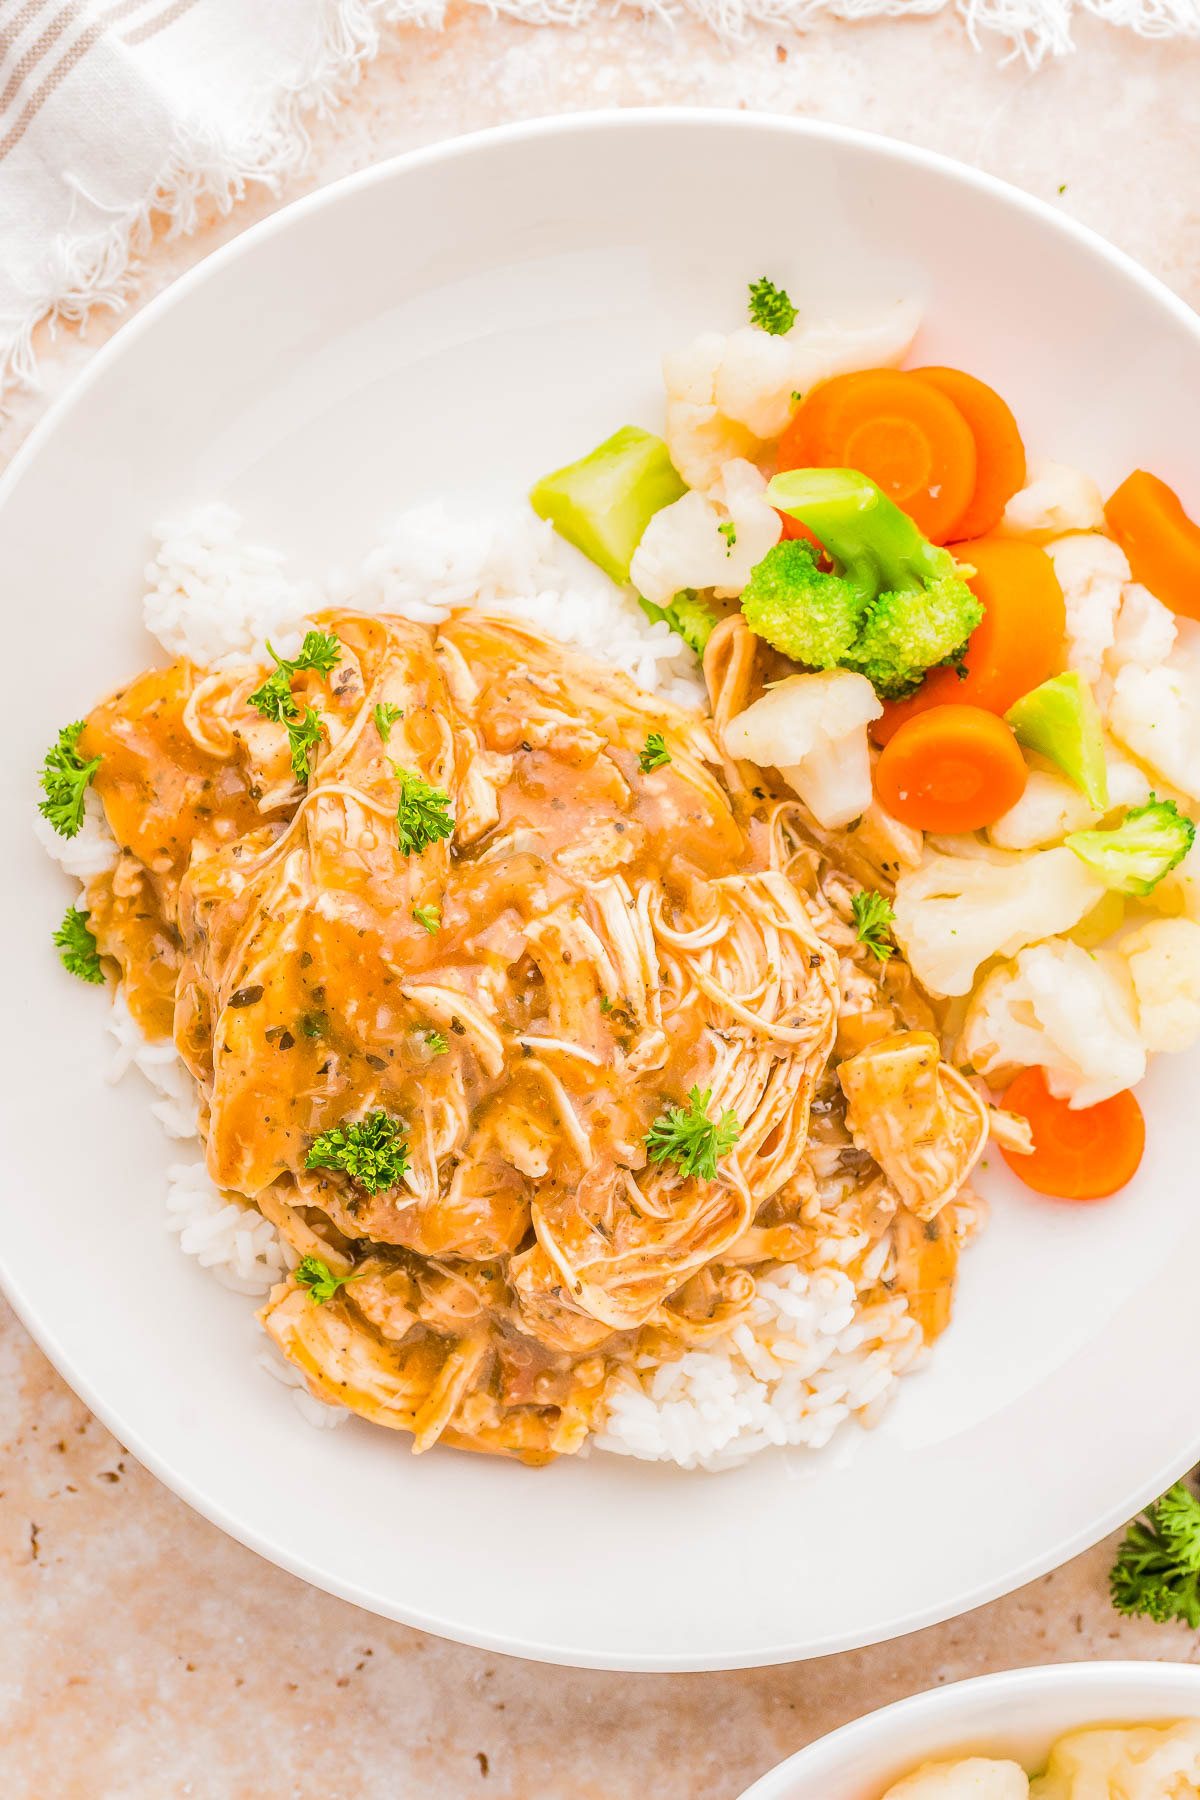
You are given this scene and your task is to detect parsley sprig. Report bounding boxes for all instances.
[374,701,404,743]
[38,721,100,839]
[851,890,896,964]
[294,1254,357,1304]
[54,905,104,984]
[411,903,441,934]
[748,277,797,337]
[425,1029,449,1055]
[645,1086,740,1182]
[637,732,672,774]
[392,767,454,856]
[306,1110,411,1195]
[1111,1482,1200,1627]
[248,631,341,784]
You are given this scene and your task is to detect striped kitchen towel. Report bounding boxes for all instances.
[2,0,1198,404]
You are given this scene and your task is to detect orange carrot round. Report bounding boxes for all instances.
[778,369,977,543]
[909,366,1027,539]
[873,537,1066,746]
[1105,469,1200,623]
[1000,1067,1145,1200]
[873,703,1028,832]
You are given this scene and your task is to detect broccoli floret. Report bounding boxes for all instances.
[757,468,983,701]
[850,572,984,701]
[638,588,719,655]
[740,539,863,668]
[1067,796,1197,896]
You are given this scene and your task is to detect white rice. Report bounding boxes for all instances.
[45,497,922,1467]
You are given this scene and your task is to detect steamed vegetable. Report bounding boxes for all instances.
[1000,457,1105,538]
[874,537,1066,744]
[779,369,977,543]
[630,458,781,608]
[757,467,983,700]
[1000,1066,1145,1200]
[1120,916,1200,1052]
[1005,671,1108,808]
[891,847,1105,998]
[1108,655,1200,802]
[1043,531,1131,686]
[638,589,719,655]
[721,669,882,829]
[909,366,1027,539]
[1066,796,1195,894]
[1110,1481,1200,1626]
[1106,469,1200,623]
[530,426,686,584]
[874,704,1028,834]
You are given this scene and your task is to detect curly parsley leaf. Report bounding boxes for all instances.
[248,633,341,783]
[294,1254,356,1304]
[1111,1482,1200,1627]
[54,905,104,984]
[305,1110,411,1195]
[748,277,797,337]
[374,701,404,744]
[645,1085,740,1182]
[637,732,672,774]
[411,903,441,935]
[851,889,896,964]
[38,721,101,839]
[425,1028,449,1055]
[392,766,454,856]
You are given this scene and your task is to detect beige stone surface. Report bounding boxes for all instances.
[5,9,1200,1795]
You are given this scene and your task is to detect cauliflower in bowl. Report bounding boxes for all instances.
[880,1723,1200,1800]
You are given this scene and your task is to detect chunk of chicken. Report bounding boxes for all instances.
[838,1030,989,1219]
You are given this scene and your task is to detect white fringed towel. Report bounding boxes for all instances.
[1,0,1198,402]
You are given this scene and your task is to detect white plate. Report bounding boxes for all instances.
[739,1662,1200,1798]
[4,111,1200,1673]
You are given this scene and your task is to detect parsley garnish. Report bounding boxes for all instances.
[392,766,454,856]
[718,521,736,553]
[599,994,614,1014]
[38,721,100,839]
[300,1010,326,1038]
[748,277,797,336]
[1111,1482,1200,1627]
[374,701,404,743]
[851,890,896,963]
[637,732,672,774]
[294,1254,356,1304]
[425,1029,449,1054]
[305,1110,410,1195]
[411,903,441,934]
[645,1086,740,1181]
[248,631,341,784]
[54,905,104,984]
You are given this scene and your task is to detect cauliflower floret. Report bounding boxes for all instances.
[958,938,1144,1108]
[662,302,921,489]
[1117,916,1200,1053]
[629,458,782,606]
[1107,581,1177,673]
[1144,831,1200,921]
[892,847,1106,998]
[1002,459,1106,539]
[1108,652,1200,801]
[1031,1722,1200,1800]
[1044,532,1128,684]
[988,745,1151,851]
[883,1759,1029,1800]
[721,670,881,829]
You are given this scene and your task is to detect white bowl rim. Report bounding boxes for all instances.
[5,109,1200,1665]
[739,1661,1200,1798]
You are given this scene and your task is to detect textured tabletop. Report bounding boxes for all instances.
[5,12,1200,1796]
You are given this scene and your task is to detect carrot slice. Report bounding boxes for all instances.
[778,369,977,543]
[1000,1066,1145,1200]
[1105,469,1200,623]
[872,537,1066,746]
[910,366,1027,539]
[873,703,1027,832]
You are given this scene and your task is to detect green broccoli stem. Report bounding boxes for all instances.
[766,467,948,603]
